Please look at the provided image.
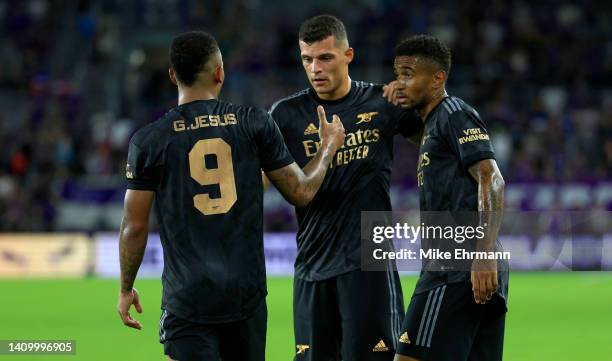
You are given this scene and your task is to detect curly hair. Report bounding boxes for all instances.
[395,35,451,73]
[170,31,219,86]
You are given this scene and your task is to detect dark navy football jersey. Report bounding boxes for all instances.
[270,81,423,281]
[414,96,508,305]
[126,99,293,323]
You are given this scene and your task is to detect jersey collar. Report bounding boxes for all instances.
[424,95,450,124]
[308,80,357,106]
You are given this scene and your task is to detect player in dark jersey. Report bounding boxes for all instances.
[115,31,345,361]
[384,35,508,361]
[269,15,423,360]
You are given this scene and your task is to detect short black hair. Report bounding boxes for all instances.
[395,35,451,73]
[298,14,348,45]
[170,31,219,86]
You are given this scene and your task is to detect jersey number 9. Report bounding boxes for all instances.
[188,139,237,215]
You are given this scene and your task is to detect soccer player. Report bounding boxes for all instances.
[115,31,345,361]
[386,35,508,361]
[269,15,423,360]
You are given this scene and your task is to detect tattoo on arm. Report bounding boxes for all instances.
[119,218,148,293]
[300,143,334,195]
[266,143,335,207]
[118,190,153,293]
[469,159,505,251]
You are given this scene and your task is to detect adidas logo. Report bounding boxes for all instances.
[372,340,389,352]
[399,332,411,344]
[304,123,318,135]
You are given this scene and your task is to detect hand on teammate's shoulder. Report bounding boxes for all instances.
[382,80,400,105]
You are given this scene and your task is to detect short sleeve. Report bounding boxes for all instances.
[254,110,294,172]
[445,110,495,169]
[391,106,423,137]
[125,131,162,191]
[269,100,284,129]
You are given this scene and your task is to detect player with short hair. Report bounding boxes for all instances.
[115,30,345,361]
[269,15,423,360]
[385,34,508,361]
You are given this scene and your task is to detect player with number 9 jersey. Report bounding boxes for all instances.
[118,30,345,361]
[126,100,293,323]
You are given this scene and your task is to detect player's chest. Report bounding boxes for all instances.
[417,120,456,185]
[286,105,394,166]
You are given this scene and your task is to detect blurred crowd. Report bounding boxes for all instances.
[0,0,610,231]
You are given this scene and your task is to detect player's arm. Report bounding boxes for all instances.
[262,171,270,191]
[383,80,400,106]
[117,189,154,330]
[383,80,423,145]
[266,106,345,207]
[468,159,505,304]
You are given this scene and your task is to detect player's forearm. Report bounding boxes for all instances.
[297,141,337,204]
[262,171,270,191]
[477,171,505,251]
[119,217,148,293]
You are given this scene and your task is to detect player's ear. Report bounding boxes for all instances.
[214,65,224,85]
[168,68,178,86]
[345,47,354,64]
[432,69,446,90]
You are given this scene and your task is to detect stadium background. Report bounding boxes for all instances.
[0,0,610,360]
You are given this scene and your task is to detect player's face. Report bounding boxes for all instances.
[393,56,437,110]
[299,36,353,99]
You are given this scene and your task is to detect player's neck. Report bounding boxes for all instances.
[177,86,219,106]
[419,89,448,122]
[316,76,352,101]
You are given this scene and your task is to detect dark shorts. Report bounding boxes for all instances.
[293,269,405,361]
[396,282,506,361]
[159,300,267,361]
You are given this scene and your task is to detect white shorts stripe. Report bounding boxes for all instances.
[419,286,441,346]
[385,266,394,347]
[386,262,400,348]
[416,289,435,346]
[159,309,168,342]
[426,285,447,347]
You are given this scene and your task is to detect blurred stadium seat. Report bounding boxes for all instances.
[0,0,610,234]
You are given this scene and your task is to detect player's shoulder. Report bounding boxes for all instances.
[217,100,272,138]
[269,88,311,115]
[130,109,180,148]
[437,96,482,122]
[353,80,394,110]
[439,96,480,118]
[217,99,266,120]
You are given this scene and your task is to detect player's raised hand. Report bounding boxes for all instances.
[317,105,345,150]
[471,259,498,304]
[117,288,143,330]
[382,80,400,106]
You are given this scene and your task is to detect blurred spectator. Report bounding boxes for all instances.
[0,0,610,231]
